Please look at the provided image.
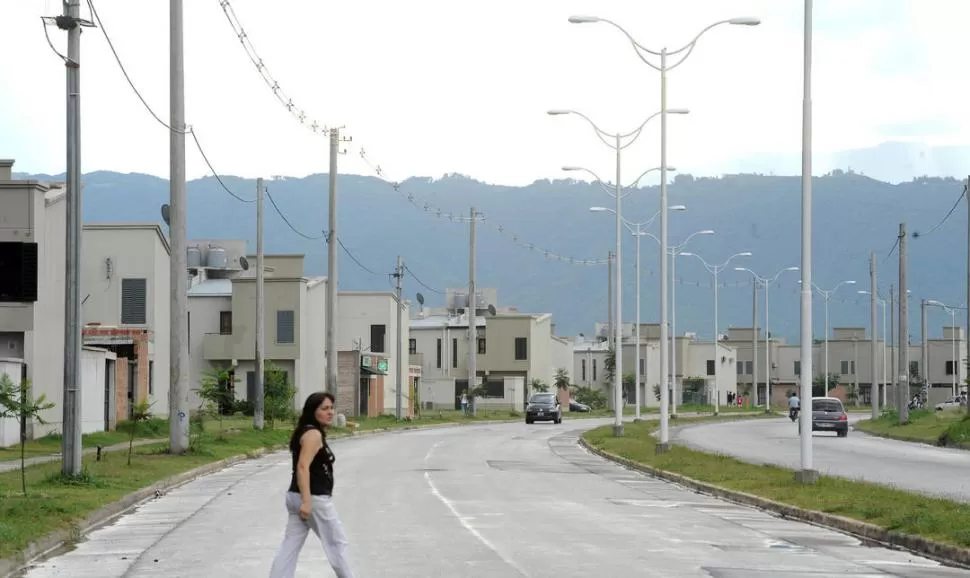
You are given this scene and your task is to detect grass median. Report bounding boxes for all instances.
[855,408,970,449]
[0,409,514,562]
[583,419,970,549]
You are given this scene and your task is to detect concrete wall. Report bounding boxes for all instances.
[0,359,24,447]
[187,292,232,409]
[337,292,408,413]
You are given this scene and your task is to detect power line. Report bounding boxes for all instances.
[404,265,445,295]
[264,189,323,240]
[912,183,968,239]
[85,0,254,204]
[215,0,607,267]
[335,237,383,276]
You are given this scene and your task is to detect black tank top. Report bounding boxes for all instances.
[287,425,335,496]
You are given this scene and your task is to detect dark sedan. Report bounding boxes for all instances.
[800,396,849,437]
[525,393,562,424]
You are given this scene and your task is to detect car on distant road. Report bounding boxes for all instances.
[936,396,965,411]
[569,399,591,412]
[798,396,848,437]
[525,393,562,424]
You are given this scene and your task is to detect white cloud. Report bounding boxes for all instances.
[1,0,967,186]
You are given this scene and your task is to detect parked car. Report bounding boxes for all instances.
[936,396,965,411]
[568,399,591,412]
[525,393,562,424]
[799,396,849,437]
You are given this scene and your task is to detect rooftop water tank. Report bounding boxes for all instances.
[206,245,228,268]
[187,246,202,268]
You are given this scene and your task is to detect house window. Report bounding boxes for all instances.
[581,359,587,381]
[639,358,644,375]
[483,380,505,398]
[187,311,191,349]
[909,360,920,378]
[737,361,744,375]
[946,360,955,376]
[593,359,597,381]
[276,310,295,344]
[477,338,486,355]
[370,324,386,353]
[706,360,715,376]
[840,360,856,375]
[514,337,528,360]
[745,361,753,375]
[148,361,154,395]
[121,278,147,325]
[794,360,801,376]
[219,311,232,335]
[436,338,442,369]
[452,338,458,368]
[409,338,417,355]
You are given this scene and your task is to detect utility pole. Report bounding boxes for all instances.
[869,251,878,419]
[395,255,404,419]
[607,250,613,348]
[966,176,970,411]
[921,298,928,409]
[58,0,84,475]
[254,178,265,429]
[468,207,478,416]
[890,283,896,408]
[898,223,909,423]
[752,280,758,407]
[168,0,190,454]
[325,129,342,395]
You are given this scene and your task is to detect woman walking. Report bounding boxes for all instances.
[269,392,355,578]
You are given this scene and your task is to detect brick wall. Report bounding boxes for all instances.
[336,351,359,416]
[115,358,129,425]
[134,332,149,403]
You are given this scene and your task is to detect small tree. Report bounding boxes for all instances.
[604,346,616,385]
[572,385,606,409]
[653,383,662,402]
[622,373,636,404]
[812,373,841,398]
[127,400,154,465]
[553,368,570,392]
[195,366,237,436]
[531,378,549,393]
[264,361,297,428]
[0,374,55,494]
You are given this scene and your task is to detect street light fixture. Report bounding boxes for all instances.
[680,251,752,414]
[589,205,686,422]
[551,108,684,437]
[858,289,888,412]
[799,279,856,391]
[735,266,799,412]
[567,13,758,451]
[927,300,960,398]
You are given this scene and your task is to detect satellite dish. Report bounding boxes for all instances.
[416,293,425,306]
[487,304,497,316]
[239,256,250,271]
[160,204,170,226]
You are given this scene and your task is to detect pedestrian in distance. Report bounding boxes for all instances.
[269,391,355,578]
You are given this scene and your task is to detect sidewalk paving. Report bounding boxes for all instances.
[0,438,166,474]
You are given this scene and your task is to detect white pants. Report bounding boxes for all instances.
[269,492,355,578]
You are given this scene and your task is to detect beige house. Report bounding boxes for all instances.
[409,288,557,411]
[199,253,326,411]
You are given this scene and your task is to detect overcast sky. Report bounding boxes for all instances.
[2,0,968,186]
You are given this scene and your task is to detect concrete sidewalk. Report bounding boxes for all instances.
[0,438,165,474]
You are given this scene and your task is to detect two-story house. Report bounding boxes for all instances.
[409,288,557,411]
[199,254,327,410]
[80,223,172,423]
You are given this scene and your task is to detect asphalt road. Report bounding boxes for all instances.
[673,415,970,502]
[15,419,969,577]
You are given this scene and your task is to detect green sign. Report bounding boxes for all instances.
[377,359,388,373]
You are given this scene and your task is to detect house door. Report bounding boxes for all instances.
[358,376,369,416]
[104,359,116,431]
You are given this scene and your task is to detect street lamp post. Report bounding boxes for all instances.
[801,279,856,391]
[641,229,715,416]
[568,13,758,450]
[680,251,753,414]
[591,203,686,422]
[858,290,888,414]
[927,300,960,397]
[551,108,686,437]
[736,266,799,412]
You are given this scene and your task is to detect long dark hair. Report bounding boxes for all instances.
[289,391,335,453]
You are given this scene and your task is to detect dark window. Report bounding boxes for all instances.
[483,380,505,398]
[593,359,597,381]
[219,311,232,335]
[121,278,147,325]
[946,360,955,376]
[581,359,587,381]
[514,337,528,360]
[909,360,920,378]
[370,324,386,353]
[187,311,191,349]
[0,241,38,303]
[452,338,458,369]
[706,360,715,376]
[639,358,644,375]
[794,360,801,376]
[276,310,295,344]
[436,338,442,369]
[247,371,256,401]
[148,361,154,395]
[737,361,744,375]
[815,399,844,413]
[409,338,417,355]
[477,338,486,355]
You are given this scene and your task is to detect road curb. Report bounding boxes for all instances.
[577,437,970,569]
[0,417,519,577]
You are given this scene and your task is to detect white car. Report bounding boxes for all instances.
[935,397,965,411]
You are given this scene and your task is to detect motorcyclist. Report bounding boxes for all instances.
[788,392,801,421]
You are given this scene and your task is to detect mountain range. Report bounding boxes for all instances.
[16,142,970,344]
